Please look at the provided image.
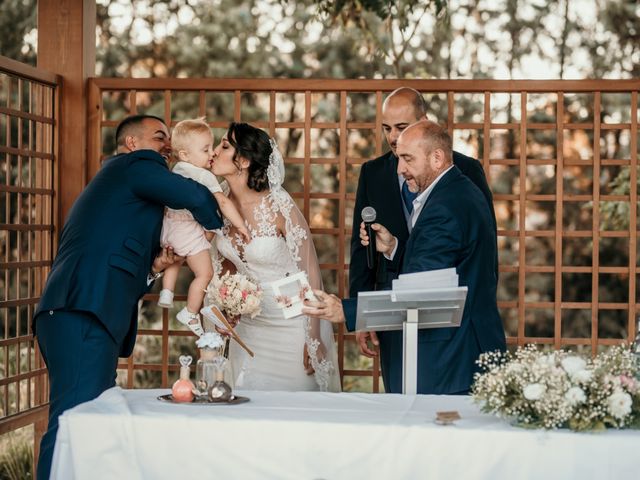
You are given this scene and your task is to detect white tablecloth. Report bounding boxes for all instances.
[50,387,640,480]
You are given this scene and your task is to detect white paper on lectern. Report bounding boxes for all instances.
[392,268,458,290]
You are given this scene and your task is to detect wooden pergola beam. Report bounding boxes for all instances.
[37,0,96,225]
[34,0,95,470]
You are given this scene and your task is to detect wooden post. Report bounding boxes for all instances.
[34,1,95,475]
[37,0,96,226]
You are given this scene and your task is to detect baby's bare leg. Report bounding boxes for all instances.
[161,260,182,292]
[185,250,213,313]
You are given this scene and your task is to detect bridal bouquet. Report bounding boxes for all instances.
[472,345,640,431]
[206,272,263,319]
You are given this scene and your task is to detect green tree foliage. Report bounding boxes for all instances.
[0,0,36,65]
[315,0,446,25]
[585,0,640,78]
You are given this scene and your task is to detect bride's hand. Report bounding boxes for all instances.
[214,325,231,336]
[303,342,327,376]
[214,313,240,337]
[238,226,251,243]
[303,343,314,375]
[227,313,240,328]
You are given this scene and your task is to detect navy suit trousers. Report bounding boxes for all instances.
[35,310,119,480]
[377,330,477,394]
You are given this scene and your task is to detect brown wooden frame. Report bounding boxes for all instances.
[0,56,60,451]
[85,77,640,394]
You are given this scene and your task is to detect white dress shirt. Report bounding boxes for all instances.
[386,165,454,260]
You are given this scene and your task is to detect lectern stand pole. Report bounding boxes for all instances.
[402,308,419,395]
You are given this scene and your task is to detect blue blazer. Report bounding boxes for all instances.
[347,150,498,393]
[33,149,223,357]
[388,166,506,393]
[349,150,496,300]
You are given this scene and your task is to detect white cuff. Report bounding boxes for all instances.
[383,237,399,261]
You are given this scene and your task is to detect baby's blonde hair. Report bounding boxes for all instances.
[171,117,212,161]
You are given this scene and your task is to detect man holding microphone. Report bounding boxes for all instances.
[340,88,496,393]
[304,120,505,395]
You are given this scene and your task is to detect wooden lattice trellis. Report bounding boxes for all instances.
[0,56,59,450]
[85,78,640,394]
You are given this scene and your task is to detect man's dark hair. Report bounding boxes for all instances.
[407,88,428,117]
[115,114,166,147]
[416,120,453,162]
[385,87,428,118]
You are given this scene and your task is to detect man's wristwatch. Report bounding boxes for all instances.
[148,270,164,283]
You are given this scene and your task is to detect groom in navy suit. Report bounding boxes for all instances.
[305,120,505,394]
[32,115,223,480]
[349,88,497,393]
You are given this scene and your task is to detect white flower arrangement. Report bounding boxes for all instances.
[206,272,263,319]
[195,332,225,350]
[472,345,640,431]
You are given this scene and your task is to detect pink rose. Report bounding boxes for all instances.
[620,375,638,392]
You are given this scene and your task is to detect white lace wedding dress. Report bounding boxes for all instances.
[212,189,341,392]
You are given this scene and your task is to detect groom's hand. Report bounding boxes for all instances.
[151,246,184,274]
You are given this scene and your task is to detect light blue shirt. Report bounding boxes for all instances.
[387,165,454,260]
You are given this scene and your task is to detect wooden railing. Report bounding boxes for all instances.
[85,78,640,394]
[0,55,60,457]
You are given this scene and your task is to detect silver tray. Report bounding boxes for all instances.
[157,394,250,405]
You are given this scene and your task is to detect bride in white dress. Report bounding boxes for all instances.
[208,122,340,392]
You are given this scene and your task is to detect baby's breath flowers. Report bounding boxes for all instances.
[472,345,640,431]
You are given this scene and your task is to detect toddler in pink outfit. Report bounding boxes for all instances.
[158,118,249,335]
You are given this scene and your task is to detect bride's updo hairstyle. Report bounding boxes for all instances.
[227,122,272,192]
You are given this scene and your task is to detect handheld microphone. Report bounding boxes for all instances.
[361,206,377,270]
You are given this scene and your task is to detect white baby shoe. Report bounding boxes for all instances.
[177,307,204,337]
[157,289,174,308]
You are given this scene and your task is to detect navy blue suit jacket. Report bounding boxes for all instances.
[348,150,498,393]
[388,166,506,393]
[349,150,496,300]
[33,149,223,357]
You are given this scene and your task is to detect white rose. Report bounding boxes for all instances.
[196,332,225,349]
[507,363,524,374]
[245,296,260,311]
[245,297,262,317]
[564,386,586,406]
[536,354,555,367]
[523,383,546,401]
[607,391,633,419]
[561,356,587,375]
[572,369,593,384]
